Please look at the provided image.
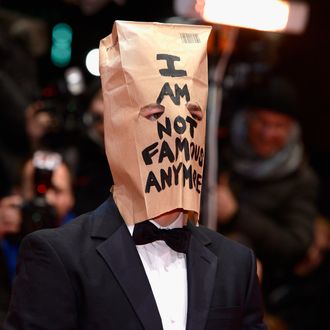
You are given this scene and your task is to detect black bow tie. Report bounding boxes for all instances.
[132,221,191,253]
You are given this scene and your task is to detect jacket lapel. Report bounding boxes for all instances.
[91,198,163,330]
[186,224,218,330]
[90,198,218,330]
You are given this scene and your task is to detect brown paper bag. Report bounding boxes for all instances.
[99,20,211,224]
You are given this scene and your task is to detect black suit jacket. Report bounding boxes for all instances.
[4,196,267,329]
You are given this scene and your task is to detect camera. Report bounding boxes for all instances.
[20,151,61,236]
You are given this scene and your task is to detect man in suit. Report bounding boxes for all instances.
[4,21,266,329]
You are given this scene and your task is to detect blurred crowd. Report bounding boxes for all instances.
[0,2,330,330]
[0,25,113,321]
[0,78,114,324]
[216,74,330,330]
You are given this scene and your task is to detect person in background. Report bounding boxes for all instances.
[20,151,76,227]
[73,78,113,215]
[217,76,330,329]
[0,150,76,326]
[0,195,22,327]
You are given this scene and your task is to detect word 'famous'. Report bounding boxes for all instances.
[142,115,204,167]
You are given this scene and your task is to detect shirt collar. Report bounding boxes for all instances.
[127,212,184,236]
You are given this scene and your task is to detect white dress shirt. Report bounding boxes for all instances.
[128,213,188,330]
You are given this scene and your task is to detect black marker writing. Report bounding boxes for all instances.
[157,115,198,140]
[145,162,202,194]
[157,54,187,77]
[156,83,190,105]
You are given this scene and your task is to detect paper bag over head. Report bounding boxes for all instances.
[99,20,211,225]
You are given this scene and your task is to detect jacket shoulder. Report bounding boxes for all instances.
[193,225,253,259]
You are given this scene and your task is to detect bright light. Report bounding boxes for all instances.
[51,23,73,67]
[65,67,85,95]
[85,48,100,76]
[196,0,309,33]
[202,0,289,32]
[52,23,72,44]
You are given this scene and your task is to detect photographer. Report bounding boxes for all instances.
[0,150,75,320]
[20,151,75,229]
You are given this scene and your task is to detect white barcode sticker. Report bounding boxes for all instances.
[180,33,200,44]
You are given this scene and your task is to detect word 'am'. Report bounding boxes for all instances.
[156,54,190,106]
